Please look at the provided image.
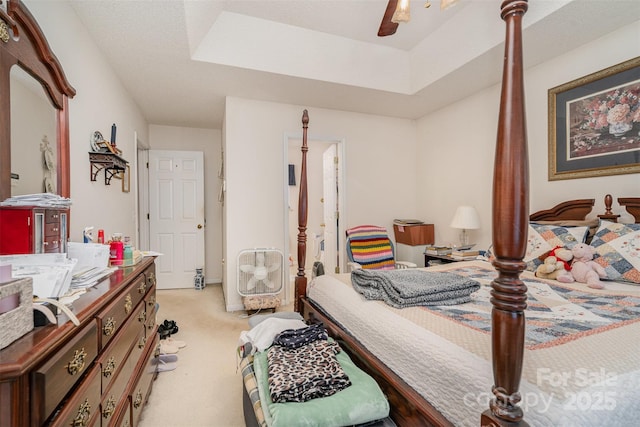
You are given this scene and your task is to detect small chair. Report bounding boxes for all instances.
[345,225,417,271]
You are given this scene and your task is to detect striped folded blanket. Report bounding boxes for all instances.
[346,225,395,270]
[351,269,480,308]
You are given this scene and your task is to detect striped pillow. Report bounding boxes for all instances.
[346,225,395,270]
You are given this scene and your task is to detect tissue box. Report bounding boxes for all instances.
[0,277,34,350]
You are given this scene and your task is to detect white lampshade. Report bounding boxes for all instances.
[450,206,480,230]
[450,206,480,247]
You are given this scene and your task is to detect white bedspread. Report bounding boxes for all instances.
[307,261,640,427]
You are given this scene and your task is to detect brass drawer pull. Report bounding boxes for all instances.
[66,348,87,375]
[138,281,146,294]
[133,390,143,409]
[124,294,133,314]
[148,295,156,307]
[102,395,116,418]
[154,343,161,358]
[147,272,156,287]
[71,399,91,427]
[102,356,116,378]
[103,317,116,336]
[138,336,147,349]
[138,310,146,323]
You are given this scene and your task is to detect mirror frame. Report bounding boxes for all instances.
[0,0,75,200]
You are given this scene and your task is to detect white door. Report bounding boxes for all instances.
[322,144,339,274]
[149,150,205,289]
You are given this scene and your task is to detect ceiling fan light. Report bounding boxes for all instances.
[440,0,459,11]
[391,0,411,23]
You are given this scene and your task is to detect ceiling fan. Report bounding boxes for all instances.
[378,0,458,37]
[378,0,401,37]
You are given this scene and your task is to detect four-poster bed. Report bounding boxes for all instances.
[283,1,640,426]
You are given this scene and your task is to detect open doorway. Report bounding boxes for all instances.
[284,134,345,304]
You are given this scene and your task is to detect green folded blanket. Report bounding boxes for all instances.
[253,340,390,427]
[351,268,480,308]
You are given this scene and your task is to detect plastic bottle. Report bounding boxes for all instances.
[109,234,124,265]
[124,245,133,265]
[97,229,105,244]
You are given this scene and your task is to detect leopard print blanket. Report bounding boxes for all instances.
[267,340,351,403]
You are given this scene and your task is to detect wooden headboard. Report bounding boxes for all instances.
[619,197,640,223]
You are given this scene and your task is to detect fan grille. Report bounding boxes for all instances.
[237,249,284,297]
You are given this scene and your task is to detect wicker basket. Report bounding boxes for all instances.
[0,277,34,350]
[242,295,280,311]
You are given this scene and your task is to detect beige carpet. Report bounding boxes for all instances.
[138,284,252,427]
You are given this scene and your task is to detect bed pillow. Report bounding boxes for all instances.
[590,220,640,284]
[532,219,600,244]
[524,223,589,272]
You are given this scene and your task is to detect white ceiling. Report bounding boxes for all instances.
[68,0,640,129]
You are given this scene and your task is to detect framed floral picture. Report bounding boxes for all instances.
[548,57,640,180]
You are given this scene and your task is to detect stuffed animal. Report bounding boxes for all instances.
[535,246,574,283]
[570,243,607,289]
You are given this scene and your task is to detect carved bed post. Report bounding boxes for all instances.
[482,1,529,426]
[294,109,309,313]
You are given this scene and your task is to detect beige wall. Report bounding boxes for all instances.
[417,21,640,251]
[148,125,223,284]
[26,0,149,244]
[224,98,418,311]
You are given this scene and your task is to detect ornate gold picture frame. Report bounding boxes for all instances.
[548,57,640,180]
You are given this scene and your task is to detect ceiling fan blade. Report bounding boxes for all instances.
[378,0,399,37]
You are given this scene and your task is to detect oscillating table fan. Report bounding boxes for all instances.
[237,248,284,311]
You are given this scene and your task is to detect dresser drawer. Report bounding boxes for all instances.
[144,287,157,339]
[144,264,156,290]
[48,364,101,427]
[98,276,147,350]
[112,399,132,427]
[100,303,146,393]
[100,357,134,426]
[130,334,159,426]
[45,209,63,223]
[44,221,61,236]
[32,320,98,424]
[43,236,61,253]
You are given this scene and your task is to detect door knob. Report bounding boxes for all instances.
[197,224,203,229]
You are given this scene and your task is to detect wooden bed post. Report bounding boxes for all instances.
[482,1,529,426]
[294,109,309,313]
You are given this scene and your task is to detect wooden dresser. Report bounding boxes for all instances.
[0,257,159,427]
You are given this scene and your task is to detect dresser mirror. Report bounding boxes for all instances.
[10,65,57,196]
[0,0,76,201]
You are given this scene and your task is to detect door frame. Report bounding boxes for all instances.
[283,132,346,305]
[134,131,150,251]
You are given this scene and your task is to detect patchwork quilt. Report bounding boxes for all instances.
[308,260,640,427]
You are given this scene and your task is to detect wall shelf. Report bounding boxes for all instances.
[89,152,128,185]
